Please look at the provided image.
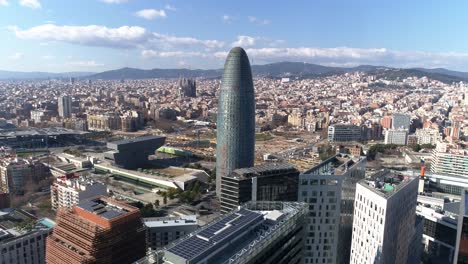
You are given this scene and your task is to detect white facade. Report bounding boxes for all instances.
[350,172,418,264]
[415,128,441,145]
[58,95,72,118]
[384,129,408,145]
[50,177,107,210]
[299,154,366,264]
[431,142,468,177]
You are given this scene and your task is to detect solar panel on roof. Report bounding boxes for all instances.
[99,210,123,219]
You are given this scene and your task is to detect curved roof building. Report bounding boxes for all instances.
[216,47,255,197]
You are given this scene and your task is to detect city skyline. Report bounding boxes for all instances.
[2,0,468,72]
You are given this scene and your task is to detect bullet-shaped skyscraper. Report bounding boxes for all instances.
[216,47,255,196]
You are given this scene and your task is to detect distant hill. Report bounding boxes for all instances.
[412,67,468,79]
[369,68,467,84]
[0,70,95,80]
[2,62,468,84]
[88,67,222,80]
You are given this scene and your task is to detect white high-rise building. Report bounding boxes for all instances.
[384,129,408,145]
[299,154,366,264]
[58,95,72,118]
[350,170,418,264]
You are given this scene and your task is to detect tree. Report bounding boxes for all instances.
[140,203,157,217]
[154,199,160,207]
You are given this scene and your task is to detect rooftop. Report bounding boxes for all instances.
[303,153,364,176]
[0,127,88,137]
[107,135,165,148]
[231,162,298,180]
[164,202,306,264]
[76,197,131,220]
[360,169,415,198]
[143,215,197,228]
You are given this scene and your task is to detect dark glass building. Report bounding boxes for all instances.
[455,190,468,263]
[104,135,166,169]
[220,163,299,213]
[216,47,255,196]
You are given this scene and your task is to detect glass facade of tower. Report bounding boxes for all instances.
[216,47,255,196]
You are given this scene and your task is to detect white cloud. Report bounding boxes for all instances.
[230,47,468,70]
[152,33,224,49]
[142,49,206,59]
[12,24,151,48]
[19,0,41,9]
[135,9,166,20]
[231,35,256,47]
[9,52,24,60]
[141,49,157,58]
[100,0,128,4]
[41,55,54,60]
[11,24,224,50]
[165,4,176,11]
[0,0,9,6]
[248,16,270,25]
[223,15,235,24]
[67,60,104,67]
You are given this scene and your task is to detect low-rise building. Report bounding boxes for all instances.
[143,215,198,250]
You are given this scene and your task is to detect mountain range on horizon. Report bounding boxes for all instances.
[1,62,468,84]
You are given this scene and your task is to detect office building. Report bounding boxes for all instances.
[0,209,55,264]
[299,154,366,264]
[350,170,419,264]
[50,175,107,210]
[58,95,72,118]
[179,78,197,98]
[104,135,166,169]
[162,201,307,264]
[46,196,146,263]
[431,142,468,177]
[417,195,458,264]
[144,215,198,250]
[392,113,411,130]
[327,124,362,142]
[415,128,442,145]
[455,190,468,263]
[384,128,408,145]
[220,162,299,213]
[216,47,255,196]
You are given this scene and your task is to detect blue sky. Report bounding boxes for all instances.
[1,0,468,72]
